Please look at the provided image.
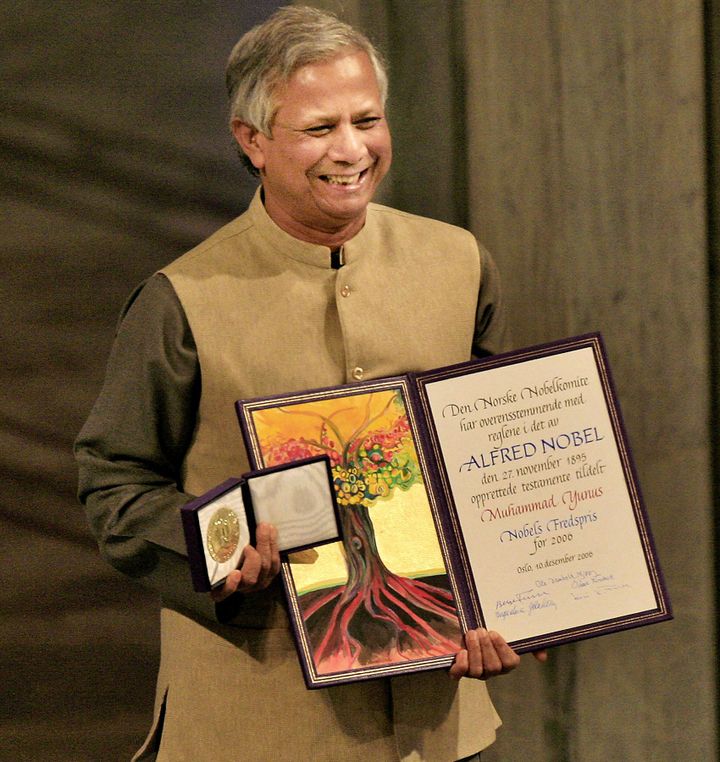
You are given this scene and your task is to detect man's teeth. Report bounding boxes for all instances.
[323,173,362,185]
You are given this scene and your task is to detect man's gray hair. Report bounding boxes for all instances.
[226,5,388,174]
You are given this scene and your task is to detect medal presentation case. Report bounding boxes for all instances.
[181,455,342,592]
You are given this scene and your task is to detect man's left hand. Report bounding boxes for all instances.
[449,628,547,680]
[210,522,280,602]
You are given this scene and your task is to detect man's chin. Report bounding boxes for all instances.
[316,203,371,230]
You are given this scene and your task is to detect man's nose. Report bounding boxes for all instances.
[327,123,367,164]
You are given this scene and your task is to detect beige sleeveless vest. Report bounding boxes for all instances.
[138,191,500,761]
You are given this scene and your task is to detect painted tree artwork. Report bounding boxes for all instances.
[252,387,462,676]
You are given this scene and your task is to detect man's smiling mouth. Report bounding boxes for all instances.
[319,168,369,185]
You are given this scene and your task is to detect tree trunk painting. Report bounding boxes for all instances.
[255,388,462,674]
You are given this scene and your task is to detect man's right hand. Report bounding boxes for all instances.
[211,522,280,602]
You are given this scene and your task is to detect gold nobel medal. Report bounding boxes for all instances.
[206,506,240,563]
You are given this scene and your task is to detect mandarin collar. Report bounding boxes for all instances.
[247,186,372,269]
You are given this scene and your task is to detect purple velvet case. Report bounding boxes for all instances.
[181,455,342,593]
[236,334,672,688]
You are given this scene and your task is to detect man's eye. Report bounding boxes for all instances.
[304,125,333,136]
[355,117,381,129]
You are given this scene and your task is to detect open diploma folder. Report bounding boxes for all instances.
[236,334,671,688]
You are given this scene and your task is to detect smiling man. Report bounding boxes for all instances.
[75,6,527,761]
[233,48,392,246]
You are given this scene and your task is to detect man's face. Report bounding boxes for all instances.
[238,50,392,245]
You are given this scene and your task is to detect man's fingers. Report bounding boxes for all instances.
[254,523,280,581]
[450,629,523,680]
[465,628,485,678]
[268,525,281,576]
[449,648,468,680]
[478,628,505,675]
[210,569,242,602]
[487,630,521,674]
[255,522,272,562]
[208,524,281,603]
[239,545,262,587]
[232,525,280,591]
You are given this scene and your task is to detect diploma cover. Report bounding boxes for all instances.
[236,334,671,688]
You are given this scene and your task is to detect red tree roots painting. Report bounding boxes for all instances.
[255,388,462,674]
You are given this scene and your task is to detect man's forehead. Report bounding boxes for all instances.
[275,50,378,95]
[287,46,367,79]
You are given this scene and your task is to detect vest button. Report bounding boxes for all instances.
[352,366,364,380]
[340,284,351,297]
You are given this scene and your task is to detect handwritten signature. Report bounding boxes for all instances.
[495,569,632,616]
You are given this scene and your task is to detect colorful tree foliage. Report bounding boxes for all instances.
[257,389,461,673]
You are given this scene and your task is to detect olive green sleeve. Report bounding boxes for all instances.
[74,273,222,620]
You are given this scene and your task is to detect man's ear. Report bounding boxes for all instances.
[232,119,266,172]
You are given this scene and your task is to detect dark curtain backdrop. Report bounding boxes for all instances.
[461,3,714,758]
[1,1,717,760]
[1,3,280,759]
[322,2,716,759]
